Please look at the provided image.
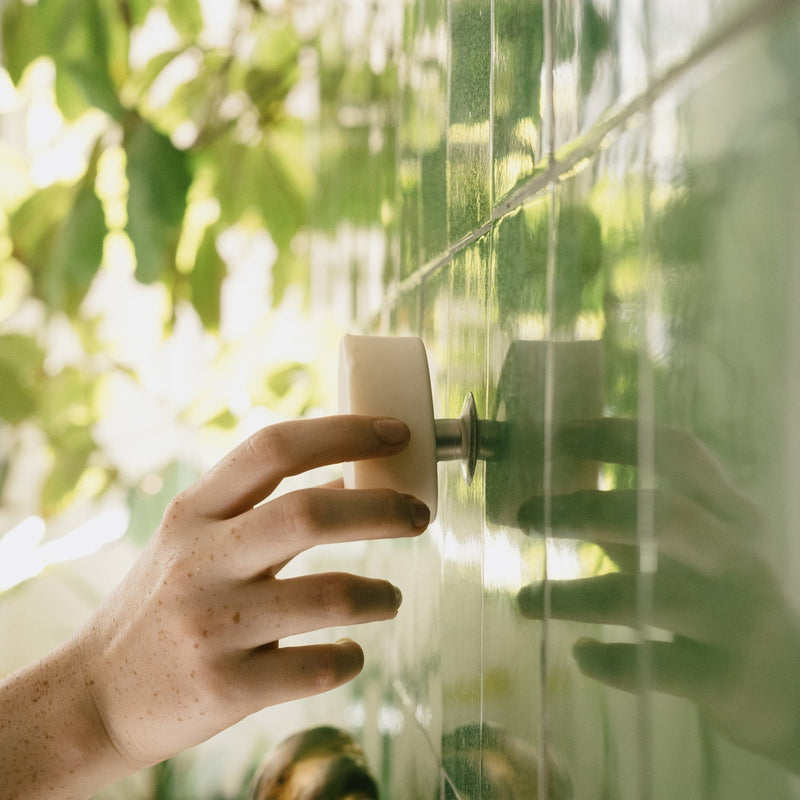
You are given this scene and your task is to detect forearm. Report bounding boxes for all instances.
[0,636,131,800]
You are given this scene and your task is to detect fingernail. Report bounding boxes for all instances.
[393,584,403,607]
[572,637,599,661]
[372,418,410,445]
[517,583,544,616]
[403,495,430,530]
[334,638,364,669]
[517,497,544,529]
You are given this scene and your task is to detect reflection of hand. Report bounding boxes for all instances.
[517,418,800,773]
[0,416,430,799]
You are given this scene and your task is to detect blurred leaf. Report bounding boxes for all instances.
[244,65,297,124]
[10,183,74,264]
[127,48,186,100]
[235,17,300,122]
[0,333,44,373]
[166,0,204,40]
[0,364,35,423]
[1,0,49,83]
[0,334,42,424]
[35,366,97,438]
[125,0,152,27]
[9,151,107,314]
[148,49,231,140]
[125,120,192,283]
[212,125,309,252]
[55,58,124,121]
[34,366,100,514]
[271,249,308,307]
[2,0,126,120]
[46,174,107,311]
[41,434,93,516]
[248,15,300,71]
[189,224,225,329]
[207,409,237,429]
[266,362,308,398]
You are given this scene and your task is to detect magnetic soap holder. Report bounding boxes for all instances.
[339,335,503,521]
[339,334,605,526]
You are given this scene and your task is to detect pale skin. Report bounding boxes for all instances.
[0,415,430,800]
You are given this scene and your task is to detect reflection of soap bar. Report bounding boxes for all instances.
[487,340,603,527]
[339,335,438,520]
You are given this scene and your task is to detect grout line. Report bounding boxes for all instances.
[539,3,556,796]
[360,0,799,329]
[543,0,555,165]
[496,0,799,217]
[391,678,467,800]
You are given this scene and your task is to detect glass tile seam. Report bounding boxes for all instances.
[352,0,796,329]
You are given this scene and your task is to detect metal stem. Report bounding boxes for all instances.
[434,418,464,461]
[434,393,505,485]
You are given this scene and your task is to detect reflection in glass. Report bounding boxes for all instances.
[516,418,800,775]
[442,723,573,799]
[249,726,379,800]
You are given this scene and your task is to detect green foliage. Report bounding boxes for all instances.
[125,121,191,284]
[0,0,318,517]
[1,0,312,321]
[9,146,108,314]
[3,0,127,120]
[0,334,44,423]
[189,222,226,329]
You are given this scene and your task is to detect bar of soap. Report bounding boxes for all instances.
[339,334,438,520]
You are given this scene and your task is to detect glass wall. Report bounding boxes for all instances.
[312,0,800,796]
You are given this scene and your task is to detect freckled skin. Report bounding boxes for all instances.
[0,416,428,799]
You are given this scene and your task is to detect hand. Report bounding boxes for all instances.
[517,418,800,773]
[0,415,430,798]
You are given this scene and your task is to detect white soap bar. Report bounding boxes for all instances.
[339,334,438,520]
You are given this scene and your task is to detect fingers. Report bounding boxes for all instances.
[519,489,729,574]
[221,487,429,574]
[215,572,402,648]
[186,416,411,519]
[233,640,366,711]
[557,418,756,526]
[572,637,723,702]
[517,570,729,643]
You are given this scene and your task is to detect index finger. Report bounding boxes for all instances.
[186,416,410,519]
[557,418,755,526]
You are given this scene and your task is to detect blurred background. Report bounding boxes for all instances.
[0,0,350,796]
[3,0,800,798]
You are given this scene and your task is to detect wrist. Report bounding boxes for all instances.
[0,635,132,800]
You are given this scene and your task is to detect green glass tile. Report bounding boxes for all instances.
[398,0,423,279]
[421,142,448,265]
[545,137,650,798]
[389,282,423,336]
[643,11,800,796]
[398,151,422,281]
[649,0,766,81]
[493,0,546,201]
[553,0,641,154]
[448,0,492,242]
[419,0,449,264]
[380,702,443,799]
[425,241,487,798]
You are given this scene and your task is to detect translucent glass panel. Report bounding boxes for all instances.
[309,0,800,797]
